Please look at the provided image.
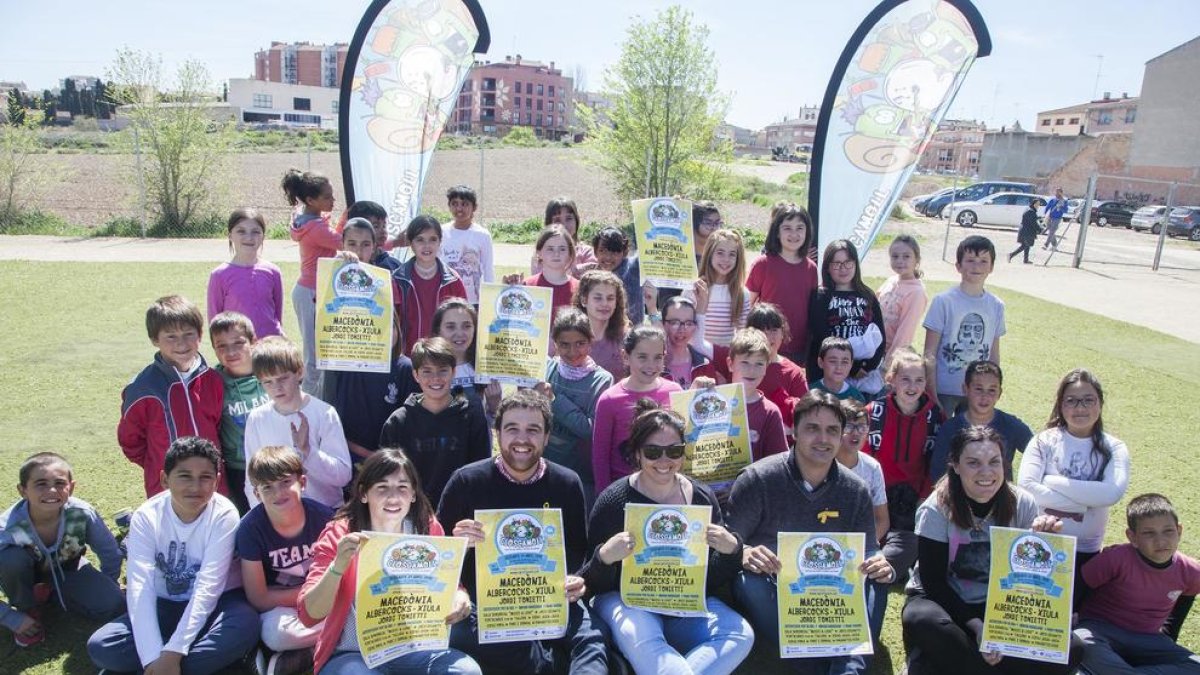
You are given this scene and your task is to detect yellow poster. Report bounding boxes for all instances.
[474,283,553,387]
[671,384,753,491]
[777,532,872,659]
[632,197,697,290]
[981,527,1076,664]
[620,504,710,617]
[315,258,394,373]
[354,533,467,668]
[474,509,569,644]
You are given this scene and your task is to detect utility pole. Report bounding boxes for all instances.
[1091,55,1104,99]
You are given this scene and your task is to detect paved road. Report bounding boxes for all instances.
[3,227,1198,344]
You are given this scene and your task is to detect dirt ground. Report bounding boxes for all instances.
[33,147,771,230]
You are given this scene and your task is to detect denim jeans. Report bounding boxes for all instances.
[732,573,867,675]
[450,600,607,675]
[1076,618,1200,674]
[322,648,482,674]
[87,589,259,675]
[291,283,321,394]
[0,546,123,621]
[592,591,754,675]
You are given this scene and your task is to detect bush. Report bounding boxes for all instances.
[0,210,82,235]
[501,127,539,147]
[92,213,226,238]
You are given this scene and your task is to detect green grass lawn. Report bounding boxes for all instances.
[0,262,1196,673]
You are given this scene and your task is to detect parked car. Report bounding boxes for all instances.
[1166,206,1200,241]
[1063,198,1084,222]
[1087,201,1138,227]
[1129,205,1169,234]
[921,181,1036,218]
[910,187,954,211]
[946,192,1051,228]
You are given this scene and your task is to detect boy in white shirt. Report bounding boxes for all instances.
[244,336,352,510]
[87,437,257,674]
[439,185,494,304]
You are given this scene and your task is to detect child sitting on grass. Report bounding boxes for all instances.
[1076,493,1200,673]
[0,453,123,647]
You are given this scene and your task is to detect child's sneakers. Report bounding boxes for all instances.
[12,607,44,648]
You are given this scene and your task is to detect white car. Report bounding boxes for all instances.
[1130,205,1168,234]
[946,192,1052,228]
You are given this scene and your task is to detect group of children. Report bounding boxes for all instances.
[0,173,1195,675]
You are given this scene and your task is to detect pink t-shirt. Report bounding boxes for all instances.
[590,336,626,382]
[746,253,819,357]
[207,261,284,338]
[1081,543,1200,634]
[747,395,788,461]
[591,378,682,494]
[877,275,928,361]
[290,213,342,289]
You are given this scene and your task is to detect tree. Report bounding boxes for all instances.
[107,49,232,232]
[0,111,46,224]
[6,89,26,126]
[577,6,732,204]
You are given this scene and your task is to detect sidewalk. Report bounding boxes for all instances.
[2,233,1198,344]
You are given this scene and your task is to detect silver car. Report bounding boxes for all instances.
[1130,205,1168,234]
[946,192,1051,228]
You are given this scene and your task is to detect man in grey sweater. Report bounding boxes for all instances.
[727,391,895,674]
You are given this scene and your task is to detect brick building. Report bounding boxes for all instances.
[916,119,986,176]
[448,55,574,140]
[254,42,348,88]
[1035,93,1138,136]
[764,106,819,153]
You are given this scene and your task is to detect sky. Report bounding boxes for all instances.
[2,0,1197,130]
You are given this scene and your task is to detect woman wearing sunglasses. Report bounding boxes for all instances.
[579,400,754,675]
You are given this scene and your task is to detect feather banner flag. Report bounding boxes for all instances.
[340,0,490,242]
[809,0,989,259]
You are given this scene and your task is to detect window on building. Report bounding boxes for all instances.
[536,100,543,111]
[1069,117,1079,124]
[283,113,320,125]
[548,85,555,97]
[1055,118,1064,125]
[1125,108,1136,123]
[462,80,472,91]
[525,82,532,94]
[537,84,544,95]
[558,101,565,112]
[514,81,521,92]
[483,78,496,91]
[1041,119,1051,126]
[252,93,273,108]
[526,112,532,124]
[331,100,339,113]
[293,97,311,111]
[1098,111,1112,125]
[515,96,521,108]
[548,114,554,127]
[526,98,532,110]
[536,113,542,126]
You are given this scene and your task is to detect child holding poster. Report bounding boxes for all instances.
[432,298,502,421]
[1076,493,1200,674]
[592,326,682,494]
[746,202,818,363]
[208,207,284,340]
[512,225,580,323]
[283,168,341,393]
[296,448,479,675]
[572,270,630,381]
[902,426,1083,674]
[581,400,754,674]
[543,309,613,502]
[686,229,750,347]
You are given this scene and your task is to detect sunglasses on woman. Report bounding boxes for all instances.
[640,444,687,460]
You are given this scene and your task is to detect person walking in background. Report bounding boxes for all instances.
[1009,198,1043,264]
[1043,188,1069,250]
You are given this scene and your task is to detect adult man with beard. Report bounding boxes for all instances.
[437,389,607,675]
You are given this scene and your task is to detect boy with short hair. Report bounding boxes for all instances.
[87,437,258,674]
[244,336,352,510]
[393,215,467,355]
[120,294,225,498]
[592,226,643,322]
[0,453,123,647]
[211,311,270,514]
[726,328,788,461]
[811,337,867,403]
[836,401,890,646]
[344,199,394,251]
[439,185,494,305]
[929,360,1032,482]
[923,235,1006,414]
[379,337,490,507]
[237,445,334,675]
[1075,493,1200,673]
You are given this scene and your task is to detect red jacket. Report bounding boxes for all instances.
[118,355,224,497]
[865,392,943,500]
[393,258,468,355]
[298,516,446,674]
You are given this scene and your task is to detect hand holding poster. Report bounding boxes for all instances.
[632,197,697,290]
[474,509,569,644]
[670,384,753,491]
[474,283,553,387]
[355,533,467,668]
[620,504,710,617]
[315,258,394,373]
[777,532,872,659]
[981,527,1076,664]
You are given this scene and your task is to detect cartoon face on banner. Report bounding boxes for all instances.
[811,0,988,259]
[342,0,489,239]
